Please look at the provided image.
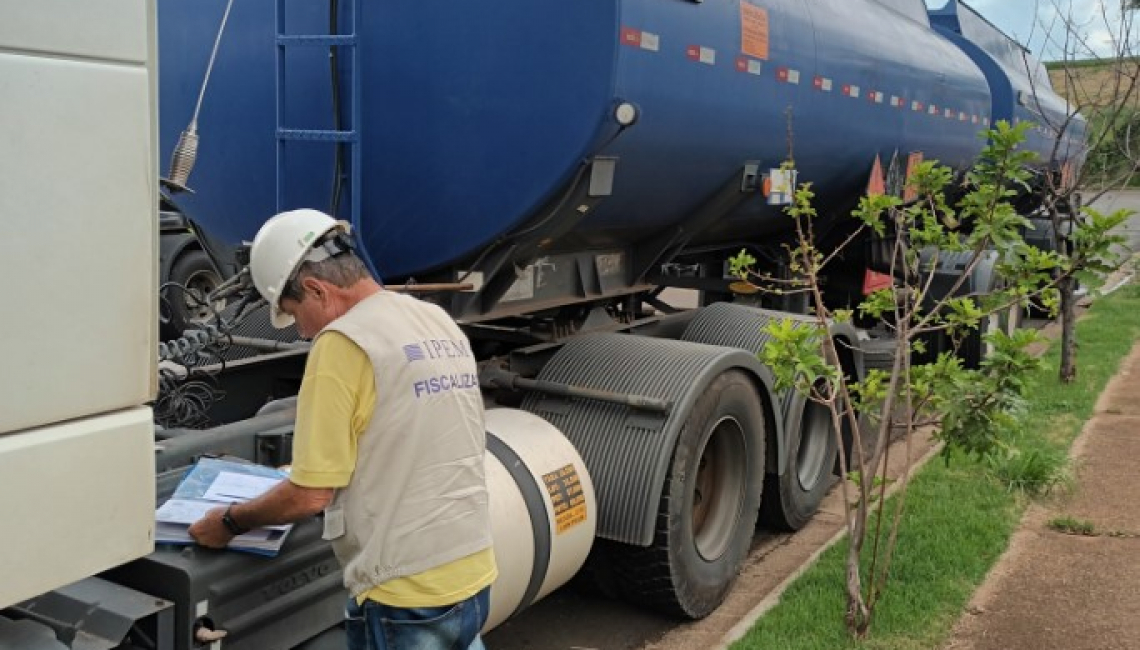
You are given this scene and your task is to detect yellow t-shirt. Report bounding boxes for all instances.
[290,331,497,607]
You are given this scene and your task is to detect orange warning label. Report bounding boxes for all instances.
[904,152,924,202]
[863,270,893,295]
[867,155,885,197]
[740,3,769,61]
[543,464,588,535]
[1061,161,1077,191]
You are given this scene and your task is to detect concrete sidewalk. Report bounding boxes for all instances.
[944,343,1140,650]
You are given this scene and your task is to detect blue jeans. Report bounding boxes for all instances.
[344,587,490,650]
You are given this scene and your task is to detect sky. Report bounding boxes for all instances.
[927,0,1134,60]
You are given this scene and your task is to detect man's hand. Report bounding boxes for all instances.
[185,481,333,550]
[188,506,235,549]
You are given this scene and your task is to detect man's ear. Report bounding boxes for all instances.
[301,276,324,300]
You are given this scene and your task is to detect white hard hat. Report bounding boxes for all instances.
[249,208,344,328]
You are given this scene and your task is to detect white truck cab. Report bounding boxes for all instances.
[0,0,157,612]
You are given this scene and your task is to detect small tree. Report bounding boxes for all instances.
[1019,0,1137,381]
[730,123,1121,638]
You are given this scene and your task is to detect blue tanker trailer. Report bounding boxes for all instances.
[104,0,1085,647]
[157,0,1083,313]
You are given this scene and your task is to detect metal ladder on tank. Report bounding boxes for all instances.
[275,0,374,274]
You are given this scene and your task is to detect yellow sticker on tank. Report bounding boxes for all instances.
[740,3,770,61]
[543,464,588,534]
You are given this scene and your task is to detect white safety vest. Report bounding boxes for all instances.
[319,291,491,596]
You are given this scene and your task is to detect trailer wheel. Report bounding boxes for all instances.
[610,370,765,619]
[762,395,838,531]
[166,249,224,336]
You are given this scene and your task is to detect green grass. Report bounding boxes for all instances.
[1049,516,1098,536]
[985,444,1070,496]
[1044,57,1140,70]
[732,283,1140,649]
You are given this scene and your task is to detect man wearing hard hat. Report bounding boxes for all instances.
[189,209,497,650]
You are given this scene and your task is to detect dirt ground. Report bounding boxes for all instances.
[942,343,1140,650]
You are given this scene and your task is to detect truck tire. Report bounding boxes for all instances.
[761,396,838,531]
[165,249,223,336]
[609,370,765,619]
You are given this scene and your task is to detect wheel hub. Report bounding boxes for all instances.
[797,401,833,492]
[691,416,747,562]
[182,269,223,322]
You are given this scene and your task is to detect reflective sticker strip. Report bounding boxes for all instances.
[959,112,968,121]
[890,95,904,108]
[972,115,979,124]
[736,57,764,75]
[912,100,925,112]
[929,104,939,115]
[776,67,799,84]
[868,90,884,104]
[687,45,716,65]
[983,117,991,126]
[944,108,954,119]
[843,84,861,98]
[813,76,833,92]
[620,27,659,52]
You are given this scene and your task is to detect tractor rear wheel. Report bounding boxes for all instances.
[609,370,766,618]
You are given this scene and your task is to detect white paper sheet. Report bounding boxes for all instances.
[202,471,281,503]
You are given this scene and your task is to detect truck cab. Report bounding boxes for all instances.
[0,0,158,628]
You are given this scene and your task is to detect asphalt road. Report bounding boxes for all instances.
[483,190,1140,650]
[1088,189,1140,254]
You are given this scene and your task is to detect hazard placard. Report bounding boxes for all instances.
[542,464,588,534]
[740,3,769,60]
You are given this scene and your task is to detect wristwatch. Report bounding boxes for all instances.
[222,505,249,535]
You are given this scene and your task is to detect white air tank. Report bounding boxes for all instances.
[482,408,597,631]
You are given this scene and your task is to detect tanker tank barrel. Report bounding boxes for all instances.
[158,0,1084,291]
